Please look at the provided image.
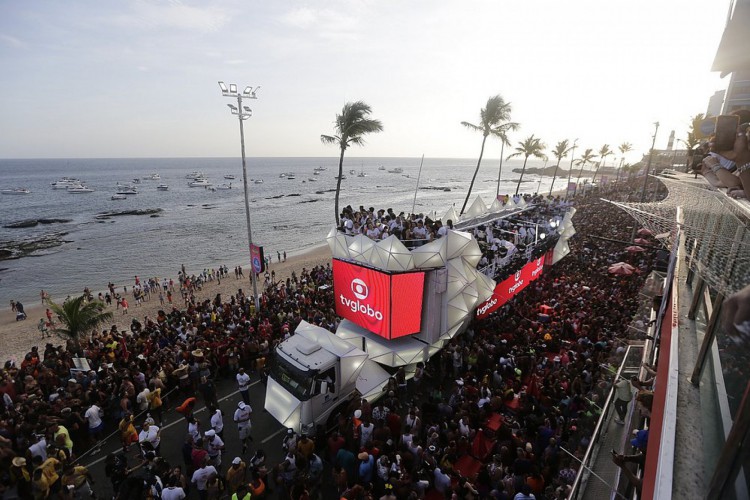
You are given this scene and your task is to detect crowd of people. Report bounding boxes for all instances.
[0,192,660,499]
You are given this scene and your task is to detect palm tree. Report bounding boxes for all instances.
[575,148,598,193]
[549,139,573,196]
[592,144,612,183]
[321,101,383,226]
[49,296,113,354]
[616,142,633,183]
[460,95,518,214]
[507,135,546,196]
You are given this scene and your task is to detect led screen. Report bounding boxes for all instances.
[333,259,425,339]
[476,256,545,319]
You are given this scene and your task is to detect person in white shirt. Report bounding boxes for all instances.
[191,458,218,498]
[84,404,104,442]
[233,401,253,454]
[160,476,186,500]
[136,387,151,412]
[29,435,47,461]
[236,368,251,404]
[209,406,224,439]
[138,421,161,456]
[204,429,225,469]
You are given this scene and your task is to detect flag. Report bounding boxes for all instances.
[250,244,265,274]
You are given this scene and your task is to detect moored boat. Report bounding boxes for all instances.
[185,171,205,179]
[188,178,212,187]
[115,186,138,195]
[111,194,127,200]
[388,167,403,174]
[143,173,160,180]
[51,178,81,189]
[157,184,169,191]
[216,183,232,190]
[224,175,236,180]
[1,187,31,195]
[67,184,94,193]
[254,179,264,184]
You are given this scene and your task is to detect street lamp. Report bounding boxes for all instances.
[565,139,578,200]
[219,81,261,311]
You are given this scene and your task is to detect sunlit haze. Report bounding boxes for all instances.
[0,0,731,162]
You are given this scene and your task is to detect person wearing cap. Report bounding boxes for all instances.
[233,401,253,454]
[225,456,247,495]
[204,429,225,469]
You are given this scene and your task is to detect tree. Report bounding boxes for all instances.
[616,142,633,183]
[686,113,705,151]
[549,139,573,196]
[592,144,612,183]
[460,95,519,214]
[507,135,546,196]
[575,148,598,193]
[49,296,113,355]
[321,101,383,226]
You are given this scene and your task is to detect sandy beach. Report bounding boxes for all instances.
[0,243,332,363]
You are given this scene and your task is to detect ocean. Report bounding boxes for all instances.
[0,156,570,305]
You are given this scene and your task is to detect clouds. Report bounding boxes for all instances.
[0,33,26,49]
[111,0,230,34]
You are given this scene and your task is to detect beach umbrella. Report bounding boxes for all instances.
[608,262,636,275]
[625,246,646,253]
[637,228,653,236]
[634,238,650,245]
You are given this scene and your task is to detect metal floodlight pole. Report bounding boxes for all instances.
[565,139,578,201]
[640,121,659,203]
[219,81,261,311]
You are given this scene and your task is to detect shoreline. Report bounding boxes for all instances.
[0,242,332,363]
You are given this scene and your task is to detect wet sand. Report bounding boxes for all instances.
[0,243,331,363]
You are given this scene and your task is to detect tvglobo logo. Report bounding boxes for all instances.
[477,297,498,316]
[508,278,525,294]
[341,278,383,320]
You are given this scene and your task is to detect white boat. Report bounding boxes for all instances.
[143,173,160,180]
[188,178,212,187]
[216,183,232,190]
[185,171,205,179]
[388,167,403,174]
[67,185,94,193]
[279,173,287,178]
[1,187,31,195]
[111,194,127,200]
[51,178,81,189]
[314,166,326,172]
[313,171,320,175]
[349,169,356,175]
[254,179,263,184]
[358,171,367,177]
[308,178,318,182]
[157,184,169,191]
[224,175,236,180]
[115,186,138,195]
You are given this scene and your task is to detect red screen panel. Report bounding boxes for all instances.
[476,256,545,319]
[333,259,425,340]
[391,272,425,338]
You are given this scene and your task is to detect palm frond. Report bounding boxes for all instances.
[320,135,340,145]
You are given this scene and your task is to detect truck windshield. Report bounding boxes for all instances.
[270,356,314,401]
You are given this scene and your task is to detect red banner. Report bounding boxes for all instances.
[333,259,425,339]
[475,256,546,319]
[250,244,263,274]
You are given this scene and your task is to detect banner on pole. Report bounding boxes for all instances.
[250,244,265,274]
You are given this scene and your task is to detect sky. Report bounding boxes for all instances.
[0,0,733,163]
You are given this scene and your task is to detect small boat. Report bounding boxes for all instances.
[358,171,367,178]
[254,179,263,184]
[185,171,205,179]
[188,178,212,187]
[115,186,138,195]
[349,169,356,175]
[388,167,403,174]
[378,166,386,170]
[279,173,287,178]
[314,166,326,172]
[157,184,169,191]
[224,175,236,180]
[111,194,127,200]
[286,174,296,180]
[313,171,320,175]
[132,178,141,184]
[1,187,31,195]
[216,183,232,190]
[67,185,94,193]
[143,173,160,180]
[308,178,318,182]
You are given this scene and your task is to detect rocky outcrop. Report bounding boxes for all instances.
[0,232,71,261]
[95,208,163,220]
[4,218,72,229]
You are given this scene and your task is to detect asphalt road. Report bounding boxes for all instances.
[81,372,289,498]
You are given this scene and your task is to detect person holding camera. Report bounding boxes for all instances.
[702,111,750,199]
